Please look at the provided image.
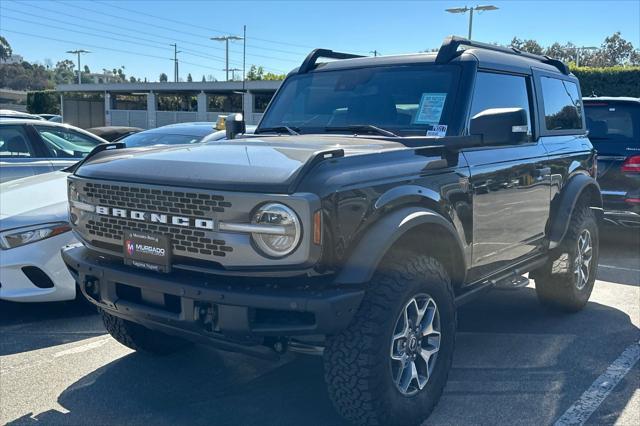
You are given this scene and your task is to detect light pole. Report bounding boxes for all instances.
[226,68,242,81]
[576,46,598,67]
[66,49,90,84]
[211,35,243,81]
[170,44,181,82]
[445,5,498,40]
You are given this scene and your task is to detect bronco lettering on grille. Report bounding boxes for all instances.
[95,205,214,230]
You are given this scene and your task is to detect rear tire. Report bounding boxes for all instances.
[324,252,456,426]
[534,203,599,312]
[102,310,191,355]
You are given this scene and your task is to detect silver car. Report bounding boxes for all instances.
[0,119,107,183]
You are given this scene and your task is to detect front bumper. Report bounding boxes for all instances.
[62,246,364,343]
[0,232,77,302]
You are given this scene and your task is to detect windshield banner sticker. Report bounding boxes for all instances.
[427,124,448,137]
[414,93,447,125]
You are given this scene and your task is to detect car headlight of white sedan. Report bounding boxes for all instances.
[0,222,72,250]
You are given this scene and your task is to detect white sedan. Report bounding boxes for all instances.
[0,171,77,302]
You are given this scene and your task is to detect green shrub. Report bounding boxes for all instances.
[26,91,60,114]
[571,66,640,97]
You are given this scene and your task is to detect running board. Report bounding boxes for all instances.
[455,255,548,307]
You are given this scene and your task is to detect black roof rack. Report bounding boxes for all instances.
[435,35,570,75]
[298,49,365,74]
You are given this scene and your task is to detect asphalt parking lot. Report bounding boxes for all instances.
[1,229,638,426]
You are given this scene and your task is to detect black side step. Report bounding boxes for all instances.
[455,255,547,307]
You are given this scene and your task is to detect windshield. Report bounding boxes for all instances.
[259,65,460,136]
[121,132,205,148]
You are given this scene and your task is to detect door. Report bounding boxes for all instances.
[463,72,551,281]
[0,124,52,183]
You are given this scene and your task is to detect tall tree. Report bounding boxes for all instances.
[0,36,12,62]
[159,72,168,82]
[187,73,193,82]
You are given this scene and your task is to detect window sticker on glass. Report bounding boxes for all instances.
[414,93,447,124]
[427,124,448,137]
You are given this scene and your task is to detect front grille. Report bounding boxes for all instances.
[76,181,234,260]
[84,182,232,217]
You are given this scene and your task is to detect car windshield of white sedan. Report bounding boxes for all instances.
[259,64,460,137]
[36,128,103,158]
[121,132,202,147]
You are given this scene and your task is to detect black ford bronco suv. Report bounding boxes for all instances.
[62,37,602,425]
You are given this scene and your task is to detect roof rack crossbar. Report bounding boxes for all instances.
[298,49,365,74]
[435,36,570,75]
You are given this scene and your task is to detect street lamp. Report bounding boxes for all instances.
[445,5,498,40]
[66,49,90,84]
[211,35,244,81]
[576,46,598,67]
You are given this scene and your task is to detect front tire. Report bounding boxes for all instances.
[324,253,456,426]
[102,310,191,355]
[535,203,599,312]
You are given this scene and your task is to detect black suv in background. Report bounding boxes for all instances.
[63,37,602,426]
[584,97,640,229]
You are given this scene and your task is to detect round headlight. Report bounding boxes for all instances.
[251,203,301,258]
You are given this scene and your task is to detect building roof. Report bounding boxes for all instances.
[56,80,282,93]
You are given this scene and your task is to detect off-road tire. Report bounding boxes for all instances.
[534,203,599,312]
[102,310,191,355]
[324,253,456,426]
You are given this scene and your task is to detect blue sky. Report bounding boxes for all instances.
[1,0,639,82]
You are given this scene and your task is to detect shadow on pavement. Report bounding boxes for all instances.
[0,299,101,356]
[597,227,640,286]
[8,285,639,426]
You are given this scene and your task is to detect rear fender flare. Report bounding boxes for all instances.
[548,173,602,249]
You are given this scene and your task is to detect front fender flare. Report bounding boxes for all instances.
[334,207,466,285]
[548,173,602,249]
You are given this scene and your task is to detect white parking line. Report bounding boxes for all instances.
[52,337,110,358]
[554,340,640,426]
[599,264,640,273]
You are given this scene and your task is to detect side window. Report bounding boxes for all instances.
[0,126,35,158]
[540,77,583,131]
[34,126,103,158]
[469,72,532,140]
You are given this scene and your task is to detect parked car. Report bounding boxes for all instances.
[0,110,46,121]
[38,114,63,123]
[0,122,253,303]
[0,171,76,302]
[63,37,602,426]
[583,97,640,228]
[87,126,143,142]
[118,122,218,147]
[0,120,107,183]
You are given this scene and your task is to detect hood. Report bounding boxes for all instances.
[74,135,408,193]
[0,171,70,229]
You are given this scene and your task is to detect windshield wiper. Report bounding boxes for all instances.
[324,125,399,138]
[255,126,300,135]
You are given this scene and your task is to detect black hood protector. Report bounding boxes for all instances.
[74,136,407,193]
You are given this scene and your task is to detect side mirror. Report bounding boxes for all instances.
[469,107,529,145]
[225,113,246,140]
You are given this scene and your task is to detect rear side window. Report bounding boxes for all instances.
[0,126,34,158]
[469,72,532,139]
[540,77,583,131]
[34,126,103,158]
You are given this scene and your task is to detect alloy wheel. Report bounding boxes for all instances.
[390,294,441,396]
[574,229,593,290]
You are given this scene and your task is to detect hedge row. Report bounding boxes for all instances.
[26,91,60,114]
[571,66,640,98]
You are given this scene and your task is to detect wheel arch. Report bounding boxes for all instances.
[334,206,467,289]
[548,173,603,249]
